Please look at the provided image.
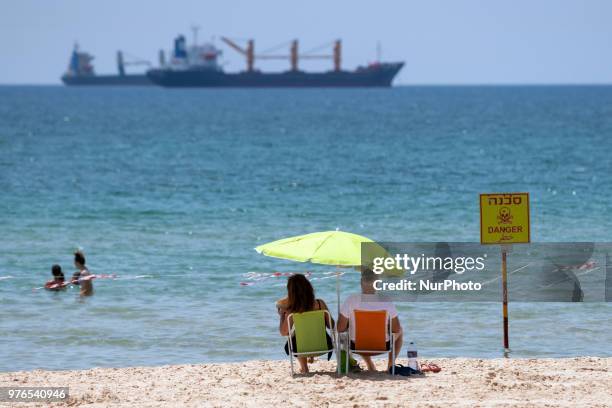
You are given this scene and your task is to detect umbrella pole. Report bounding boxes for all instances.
[335,265,341,375]
[336,266,340,318]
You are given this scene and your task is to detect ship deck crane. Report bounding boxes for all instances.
[220,37,255,72]
[220,37,341,73]
[116,51,151,76]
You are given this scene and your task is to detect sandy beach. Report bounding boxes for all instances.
[1,357,610,407]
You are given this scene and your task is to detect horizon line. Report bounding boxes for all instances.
[2,82,612,87]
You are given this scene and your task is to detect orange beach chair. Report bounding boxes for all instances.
[344,309,396,375]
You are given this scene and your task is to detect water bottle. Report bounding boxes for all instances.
[340,350,348,374]
[338,332,348,374]
[406,341,419,371]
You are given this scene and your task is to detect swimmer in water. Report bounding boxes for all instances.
[44,264,66,291]
[72,251,93,296]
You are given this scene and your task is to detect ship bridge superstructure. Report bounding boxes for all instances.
[165,26,222,71]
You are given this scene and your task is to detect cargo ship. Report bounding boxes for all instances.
[147,33,404,88]
[61,44,153,86]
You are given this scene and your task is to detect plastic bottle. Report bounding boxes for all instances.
[340,350,348,374]
[406,341,419,371]
[338,332,348,374]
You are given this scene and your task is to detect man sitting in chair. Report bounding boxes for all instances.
[337,268,403,372]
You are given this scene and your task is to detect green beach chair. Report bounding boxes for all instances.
[286,310,335,376]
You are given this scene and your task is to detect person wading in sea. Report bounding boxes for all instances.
[71,251,93,296]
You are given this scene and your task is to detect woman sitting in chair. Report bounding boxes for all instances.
[277,273,334,373]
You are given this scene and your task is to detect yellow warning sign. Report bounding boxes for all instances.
[480,193,530,244]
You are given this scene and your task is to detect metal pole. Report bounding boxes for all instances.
[502,248,510,354]
[336,266,341,320]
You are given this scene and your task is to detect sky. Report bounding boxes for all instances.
[0,0,611,85]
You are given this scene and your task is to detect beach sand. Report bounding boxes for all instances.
[1,357,610,407]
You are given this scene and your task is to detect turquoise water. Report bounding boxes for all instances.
[1,85,611,372]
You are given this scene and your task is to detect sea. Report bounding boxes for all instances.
[1,85,611,372]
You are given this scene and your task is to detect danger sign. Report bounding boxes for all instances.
[480,193,530,244]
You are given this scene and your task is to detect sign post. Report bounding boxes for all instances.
[501,246,509,350]
[480,193,530,355]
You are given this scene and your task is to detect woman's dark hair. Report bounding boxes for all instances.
[74,251,86,266]
[52,264,65,281]
[286,274,315,314]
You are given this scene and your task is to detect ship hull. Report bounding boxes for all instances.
[61,74,152,86]
[147,63,403,88]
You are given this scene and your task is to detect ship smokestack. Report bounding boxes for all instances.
[174,35,187,59]
[159,49,166,67]
[117,51,125,76]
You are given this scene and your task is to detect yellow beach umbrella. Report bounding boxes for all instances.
[255,230,398,316]
[255,230,381,266]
